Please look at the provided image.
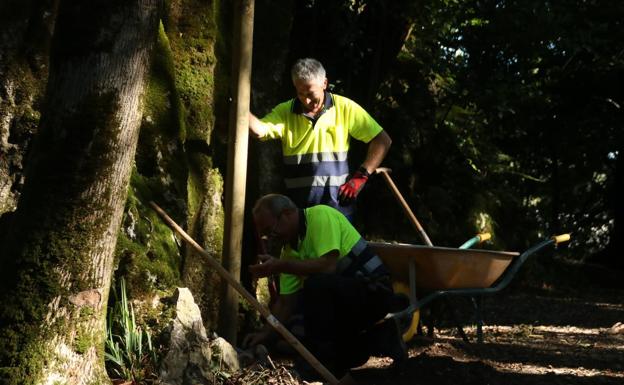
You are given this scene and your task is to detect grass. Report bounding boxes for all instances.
[105,278,158,383]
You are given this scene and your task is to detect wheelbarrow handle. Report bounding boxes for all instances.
[552,233,571,245]
[458,232,492,249]
[393,233,573,316]
[478,233,492,242]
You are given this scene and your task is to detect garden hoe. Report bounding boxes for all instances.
[150,201,357,385]
[375,167,433,246]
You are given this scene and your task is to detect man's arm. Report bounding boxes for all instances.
[249,250,339,278]
[244,250,339,347]
[338,130,392,205]
[249,112,268,138]
[361,130,392,174]
[242,292,299,348]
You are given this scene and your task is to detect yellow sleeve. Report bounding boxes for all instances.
[306,208,342,258]
[344,98,383,143]
[258,101,291,140]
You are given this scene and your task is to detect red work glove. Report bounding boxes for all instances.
[338,167,370,205]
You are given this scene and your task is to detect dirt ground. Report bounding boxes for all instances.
[228,262,624,385]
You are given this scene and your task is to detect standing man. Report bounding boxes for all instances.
[244,194,407,379]
[249,58,392,219]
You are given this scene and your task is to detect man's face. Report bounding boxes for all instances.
[293,77,327,114]
[254,207,297,247]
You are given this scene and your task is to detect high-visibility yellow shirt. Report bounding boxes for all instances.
[259,93,383,215]
[279,205,362,295]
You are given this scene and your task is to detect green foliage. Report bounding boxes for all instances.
[342,0,623,262]
[105,278,158,383]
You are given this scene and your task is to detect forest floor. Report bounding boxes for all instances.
[228,260,624,385]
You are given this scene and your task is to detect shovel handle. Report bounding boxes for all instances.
[375,168,434,246]
[149,201,340,385]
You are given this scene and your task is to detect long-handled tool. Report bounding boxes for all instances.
[375,167,433,246]
[375,167,490,341]
[149,201,355,385]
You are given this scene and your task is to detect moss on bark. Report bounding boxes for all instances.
[162,0,228,330]
[110,0,229,342]
[0,0,159,382]
[114,20,188,299]
[0,0,53,215]
[115,170,183,295]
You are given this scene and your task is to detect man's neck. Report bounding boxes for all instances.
[289,209,307,249]
[293,91,332,118]
[305,95,325,117]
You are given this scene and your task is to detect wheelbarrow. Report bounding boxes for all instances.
[372,168,571,343]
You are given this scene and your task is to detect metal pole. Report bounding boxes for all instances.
[220,0,254,344]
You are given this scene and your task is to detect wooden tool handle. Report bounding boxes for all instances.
[376,168,434,246]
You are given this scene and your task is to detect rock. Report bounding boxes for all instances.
[209,337,240,372]
[159,288,240,385]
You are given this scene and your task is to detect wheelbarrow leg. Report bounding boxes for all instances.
[444,297,470,343]
[425,307,435,338]
[472,295,484,343]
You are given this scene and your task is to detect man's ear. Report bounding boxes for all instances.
[282,207,297,217]
[323,77,328,90]
[280,207,299,226]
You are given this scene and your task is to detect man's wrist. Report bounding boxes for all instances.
[356,166,371,178]
[271,257,283,275]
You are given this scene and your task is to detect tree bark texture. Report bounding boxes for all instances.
[0,0,159,384]
[0,0,57,215]
[164,0,227,330]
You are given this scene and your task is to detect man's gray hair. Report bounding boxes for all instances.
[253,194,298,217]
[291,58,326,84]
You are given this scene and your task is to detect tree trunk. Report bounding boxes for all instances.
[0,0,159,384]
[0,0,57,215]
[163,0,228,330]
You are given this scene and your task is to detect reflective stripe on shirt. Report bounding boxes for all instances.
[283,151,349,165]
[284,174,349,189]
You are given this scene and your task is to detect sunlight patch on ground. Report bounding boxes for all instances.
[531,295,624,311]
[490,361,624,378]
[483,325,602,335]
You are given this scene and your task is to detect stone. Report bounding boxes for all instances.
[159,288,240,385]
[209,337,240,373]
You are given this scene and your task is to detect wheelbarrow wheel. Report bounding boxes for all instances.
[392,281,420,342]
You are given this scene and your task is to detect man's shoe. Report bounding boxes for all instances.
[371,317,408,363]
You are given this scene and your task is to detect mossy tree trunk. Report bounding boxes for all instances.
[164,0,228,330]
[0,1,159,384]
[0,0,56,215]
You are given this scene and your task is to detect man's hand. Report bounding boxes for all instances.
[338,167,369,205]
[249,254,280,279]
[249,112,268,138]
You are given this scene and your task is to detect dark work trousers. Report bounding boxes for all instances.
[301,273,394,373]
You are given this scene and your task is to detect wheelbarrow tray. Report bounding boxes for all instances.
[370,242,519,290]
